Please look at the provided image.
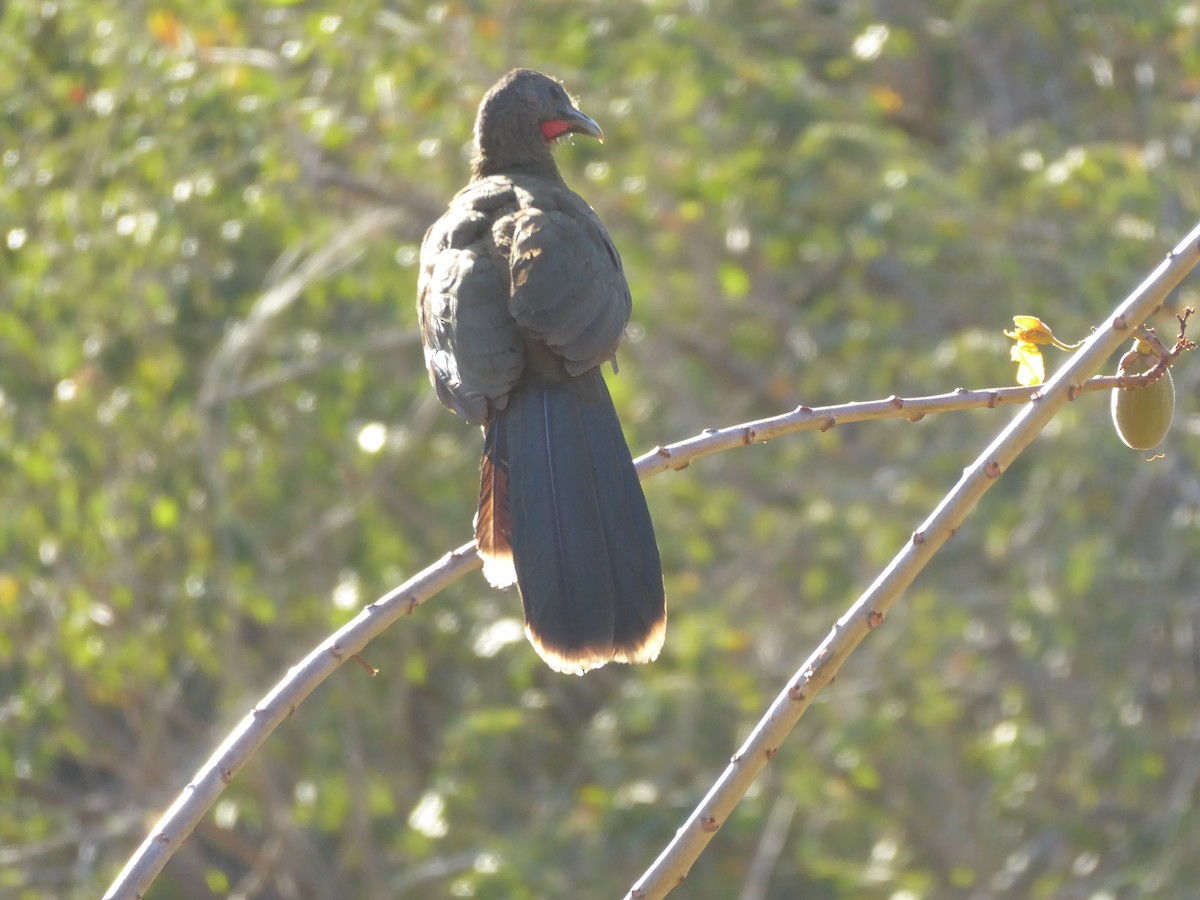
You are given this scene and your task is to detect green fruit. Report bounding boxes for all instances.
[1110,342,1175,450]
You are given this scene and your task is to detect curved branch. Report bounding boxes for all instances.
[105,223,1200,900]
[624,224,1200,899]
[103,541,480,899]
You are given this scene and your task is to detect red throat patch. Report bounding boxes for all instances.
[540,119,573,143]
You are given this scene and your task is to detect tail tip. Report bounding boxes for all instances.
[479,548,517,589]
[525,612,667,676]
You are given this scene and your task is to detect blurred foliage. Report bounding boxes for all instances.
[3,0,1200,898]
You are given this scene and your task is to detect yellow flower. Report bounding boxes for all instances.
[1003,316,1082,386]
[1009,339,1045,386]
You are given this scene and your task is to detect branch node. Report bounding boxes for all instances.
[954,386,969,395]
[867,609,884,629]
[700,816,720,834]
[1113,313,1129,331]
[329,643,343,660]
[984,460,1002,478]
[219,767,233,785]
[794,404,813,414]
[403,595,419,616]
[907,413,925,423]
[743,426,757,445]
[730,752,742,764]
[888,395,904,409]
[155,832,171,845]
[911,530,926,546]
[787,685,806,702]
[987,392,1001,409]
[657,443,691,471]
[765,747,777,760]
[1067,384,1082,401]
[818,417,836,432]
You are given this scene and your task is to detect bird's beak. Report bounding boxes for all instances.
[558,108,604,142]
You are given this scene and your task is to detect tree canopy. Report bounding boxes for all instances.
[3,2,1200,897]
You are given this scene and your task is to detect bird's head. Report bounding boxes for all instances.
[471,69,603,179]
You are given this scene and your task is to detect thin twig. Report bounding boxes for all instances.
[104,224,1200,900]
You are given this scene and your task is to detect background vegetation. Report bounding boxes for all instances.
[4,1,1200,897]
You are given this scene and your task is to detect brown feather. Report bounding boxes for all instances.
[474,429,516,588]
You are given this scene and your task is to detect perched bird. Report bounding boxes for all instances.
[417,69,666,674]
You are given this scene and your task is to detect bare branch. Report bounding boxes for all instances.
[104,223,1200,900]
[624,225,1200,900]
[102,541,481,899]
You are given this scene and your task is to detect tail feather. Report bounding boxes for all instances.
[475,424,516,589]
[482,369,666,674]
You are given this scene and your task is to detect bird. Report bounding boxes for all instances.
[417,69,666,675]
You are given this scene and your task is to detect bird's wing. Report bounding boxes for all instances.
[507,189,632,377]
[417,183,525,424]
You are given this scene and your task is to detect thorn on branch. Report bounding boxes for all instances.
[984,460,1002,478]
[787,685,806,702]
[795,404,813,414]
[1113,313,1129,331]
[867,609,884,629]
[351,653,379,676]
[912,530,926,545]
[700,816,720,833]
[888,395,904,409]
[329,643,343,660]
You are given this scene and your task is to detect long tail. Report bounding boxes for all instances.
[475,369,666,674]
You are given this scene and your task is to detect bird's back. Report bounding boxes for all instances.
[418,172,631,424]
